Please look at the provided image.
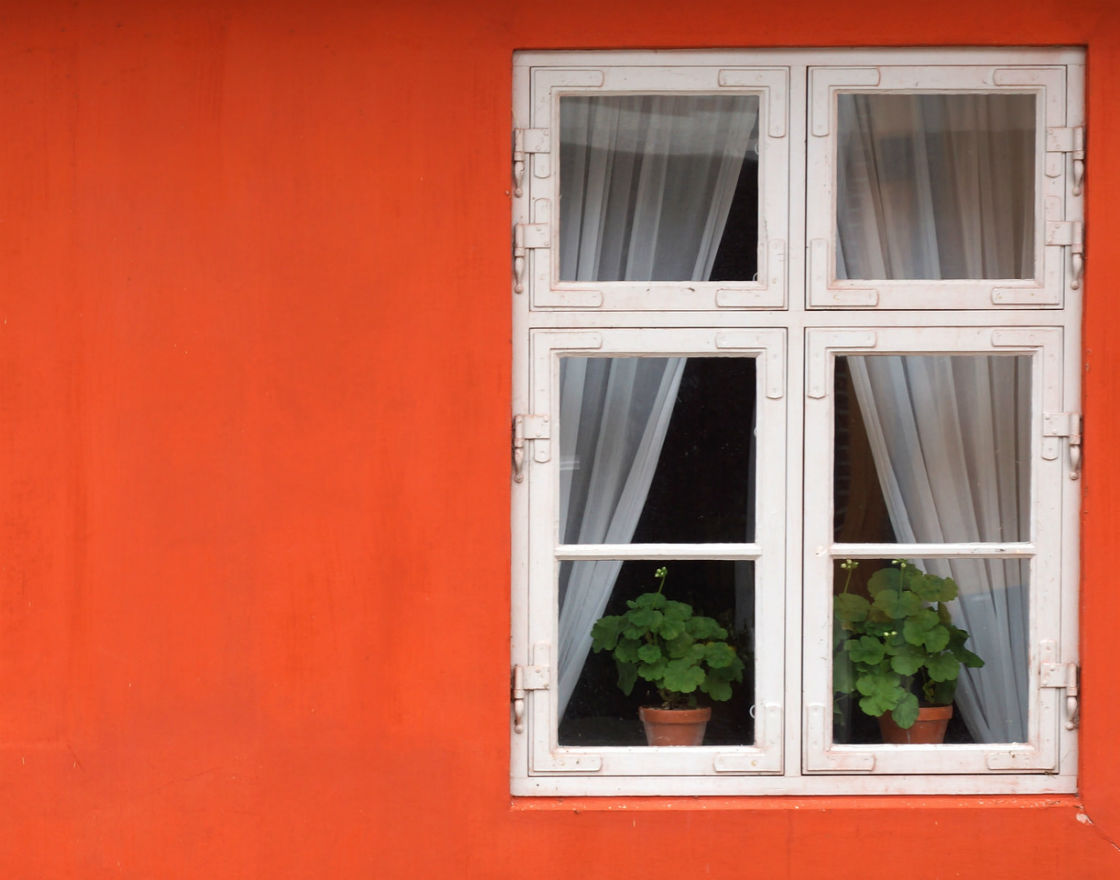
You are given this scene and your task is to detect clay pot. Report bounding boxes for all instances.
[639,706,712,746]
[878,704,953,744]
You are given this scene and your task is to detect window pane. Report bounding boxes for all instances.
[560,560,755,747]
[832,557,1028,745]
[559,95,760,282]
[559,356,756,545]
[836,93,1036,280]
[834,355,1030,544]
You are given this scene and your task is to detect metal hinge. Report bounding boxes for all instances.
[1043,411,1082,479]
[1047,125,1085,196]
[1040,644,1080,731]
[512,414,550,482]
[511,662,550,734]
[512,128,549,198]
[1045,219,1085,291]
[513,222,550,294]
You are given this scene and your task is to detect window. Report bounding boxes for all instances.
[511,49,1083,796]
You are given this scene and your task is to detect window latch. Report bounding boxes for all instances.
[511,661,550,734]
[1040,642,1080,731]
[1046,125,1085,196]
[1045,219,1085,291]
[512,128,550,198]
[512,414,551,482]
[1043,411,1082,479]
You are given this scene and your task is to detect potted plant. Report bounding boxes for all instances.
[833,559,984,743]
[590,566,745,746]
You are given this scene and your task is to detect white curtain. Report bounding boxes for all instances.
[838,94,1035,742]
[556,95,757,716]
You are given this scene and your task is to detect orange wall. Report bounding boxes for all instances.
[1,1,1119,877]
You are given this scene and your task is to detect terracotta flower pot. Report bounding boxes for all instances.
[878,704,953,744]
[639,706,712,746]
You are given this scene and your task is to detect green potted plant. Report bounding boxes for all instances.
[833,559,985,743]
[590,566,745,746]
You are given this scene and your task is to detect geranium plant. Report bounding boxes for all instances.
[834,559,984,730]
[590,566,744,709]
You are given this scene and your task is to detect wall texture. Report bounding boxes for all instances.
[1,1,1119,877]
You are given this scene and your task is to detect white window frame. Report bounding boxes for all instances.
[511,48,1082,798]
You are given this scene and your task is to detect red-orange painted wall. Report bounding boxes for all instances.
[1,1,1119,877]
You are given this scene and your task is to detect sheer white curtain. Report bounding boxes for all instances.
[556,95,757,715]
[838,94,1035,742]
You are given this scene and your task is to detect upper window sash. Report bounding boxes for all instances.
[806,65,1081,309]
[516,65,789,311]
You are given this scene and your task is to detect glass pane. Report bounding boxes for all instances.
[834,355,1030,544]
[836,93,1036,280]
[559,560,755,747]
[832,557,1028,745]
[558,94,760,282]
[559,357,756,545]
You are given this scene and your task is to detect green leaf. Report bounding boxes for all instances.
[701,678,733,701]
[873,588,922,619]
[637,657,667,681]
[866,567,901,598]
[935,577,959,602]
[845,635,886,665]
[590,615,622,652]
[856,669,907,717]
[958,648,985,669]
[889,643,925,676]
[626,607,660,631]
[661,658,706,694]
[637,643,662,663]
[631,592,667,610]
[704,642,738,669]
[891,693,920,729]
[656,619,685,640]
[663,633,694,659]
[613,637,642,663]
[616,662,638,696]
[834,593,871,623]
[924,652,960,683]
[686,616,726,640]
[834,656,857,694]
[662,600,692,621]
[901,608,940,646]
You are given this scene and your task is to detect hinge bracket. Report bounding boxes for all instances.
[1040,647,1080,731]
[1045,219,1085,291]
[1043,411,1082,479]
[513,222,550,294]
[1046,125,1085,196]
[512,414,550,482]
[511,661,550,734]
[512,128,550,197]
